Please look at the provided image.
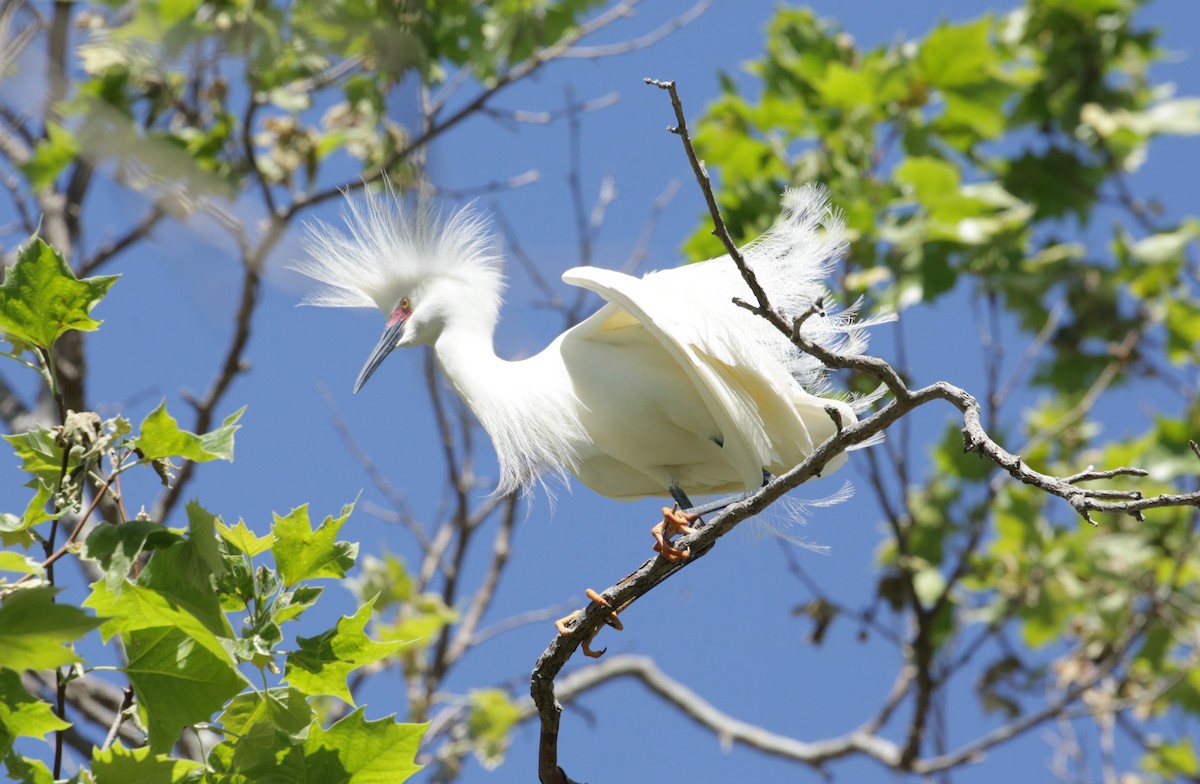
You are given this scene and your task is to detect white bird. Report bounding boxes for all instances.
[295,184,879,563]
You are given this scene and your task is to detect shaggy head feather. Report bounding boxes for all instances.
[293,184,506,329]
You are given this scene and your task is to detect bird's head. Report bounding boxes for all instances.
[292,184,505,393]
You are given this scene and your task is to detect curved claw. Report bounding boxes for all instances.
[554,588,623,658]
[652,507,699,562]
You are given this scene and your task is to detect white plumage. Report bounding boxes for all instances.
[296,184,878,506]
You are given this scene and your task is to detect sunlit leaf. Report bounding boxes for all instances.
[0,237,117,349]
[133,402,244,463]
[284,597,406,703]
[272,502,358,587]
[91,742,204,783]
[0,670,70,757]
[0,587,101,671]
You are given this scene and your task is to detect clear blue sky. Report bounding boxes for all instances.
[8,1,1199,781]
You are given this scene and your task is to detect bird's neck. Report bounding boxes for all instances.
[432,324,581,494]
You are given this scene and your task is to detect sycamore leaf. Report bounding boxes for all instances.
[84,580,248,752]
[124,625,247,754]
[3,427,66,529]
[220,687,313,738]
[214,687,313,775]
[82,520,182,594]
[0,237,118,349]
[0,670,70,757]
[299,709,425,784]
[0,587,101,671]
[217,518,275,557]
[284,597,405,703]
[2,754,54,784]
[0,551,44,580]
[133,402,244,463]
[917,17,993,88]
[90,742,204,784]
[272,502,358,587]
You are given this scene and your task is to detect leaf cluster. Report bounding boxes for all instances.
[690,1,1200,776]
[0,239,424,782]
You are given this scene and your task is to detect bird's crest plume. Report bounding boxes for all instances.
[293,182,505,323]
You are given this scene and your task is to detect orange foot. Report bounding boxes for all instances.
[652,507,699,562]
[554,588,624,658]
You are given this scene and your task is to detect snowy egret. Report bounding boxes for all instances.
[296,184,878,561]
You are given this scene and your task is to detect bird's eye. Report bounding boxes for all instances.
[400,297,411,311]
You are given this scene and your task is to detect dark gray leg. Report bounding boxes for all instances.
[669,471,772,517]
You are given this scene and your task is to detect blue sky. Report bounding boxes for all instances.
[5,1,1200,781]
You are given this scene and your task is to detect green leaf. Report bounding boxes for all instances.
[1002,147,1103,222]
[19,123,80,191]
[273,585,324,625]
[0,237,118,349]
[91,742,204,784]
[213,687,314,775]
[218,518,275,557]
[467,689,522,770]
[349,554,414,608]
[82,520,182,594]
[0,551,44,580]
[284,597,406,703]
[2,754,54,784]
[3,427,66,529]
[299,709,425,783]
[84,580,247,752]
[1165,299,1200,364]
[932,421,991,481]
[183,500,227,580]
[1143,738,1200,778]
[220,687,313,738]
[895,156,960,210]
[133,402,244,463]
[0,670,70,757]
[917,17,993,88]
[125,625,247,753]
[272,502,358,588]
[815,62,874,110]
[0,587,101,671]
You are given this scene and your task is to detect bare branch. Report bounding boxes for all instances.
[445,494,520,665]
[79,203,167,275]
[480,92,620,126]
[561,1,709,59]
[619,177,679,275]
[153,252,266,521]
[317,384,431,554]
[525,654,903,774]
[434,168,539,200]
[285,0,667,220]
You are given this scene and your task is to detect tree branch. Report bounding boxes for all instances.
[531,76,1200,784]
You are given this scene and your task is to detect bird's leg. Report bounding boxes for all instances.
[654,474,773,559]
[554,588,627,658]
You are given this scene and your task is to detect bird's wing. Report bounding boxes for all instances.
[562,265,837,491]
